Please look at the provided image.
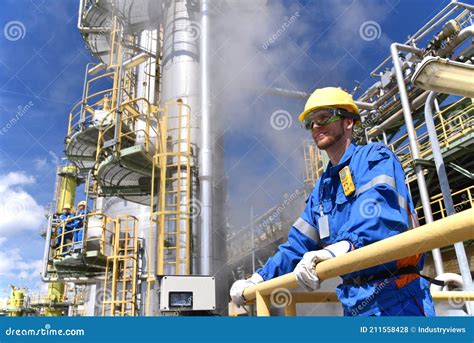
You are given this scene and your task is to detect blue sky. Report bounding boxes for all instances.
[0,0,455,296]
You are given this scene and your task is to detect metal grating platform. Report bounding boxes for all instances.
[66,126,106,172]
[97,144,158,205]
[53,250,108,278]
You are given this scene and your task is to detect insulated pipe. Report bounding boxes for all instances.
[390,43,445,276]
[243,208,474,301]
[200,0,212,275]
[431,273,464,292]
[437,25,474,57]
[425,91,474,314]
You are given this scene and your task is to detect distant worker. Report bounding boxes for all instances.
[230,87,435,316]
[56,204,75,254]
[73,200,89,252]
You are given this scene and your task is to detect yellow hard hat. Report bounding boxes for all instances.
[63,204,71,209]
[78,201,87,207]
[298,87,360,122]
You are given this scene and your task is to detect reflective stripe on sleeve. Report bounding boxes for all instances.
[293,217,319,243]
[356,174,408,211]
[356,175,396,196]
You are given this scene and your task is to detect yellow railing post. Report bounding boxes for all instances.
[255,291,271,317]
[284,300,297,317]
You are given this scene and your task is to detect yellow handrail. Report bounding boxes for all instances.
[53,212,114,258]
[416,186,473,223]
[389,99,474,169]
[243,208,474,316]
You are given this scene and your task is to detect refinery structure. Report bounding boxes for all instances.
[2,0,474,317]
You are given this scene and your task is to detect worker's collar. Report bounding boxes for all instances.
[327,141,356,176]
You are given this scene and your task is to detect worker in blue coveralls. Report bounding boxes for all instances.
[56,204,75,254]
[73,200,89,252]
[230,87,435,316]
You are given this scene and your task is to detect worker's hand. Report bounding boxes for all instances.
[294,249,333,291]
[294,241,353,291]
[230,273,264,306]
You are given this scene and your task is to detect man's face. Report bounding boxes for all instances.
[78,205,85,211]
[63,208,70,214]
[311,118,345,150]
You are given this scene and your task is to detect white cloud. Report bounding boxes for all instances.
[33,158,48,171]
[0,172,45,236]
[0,244,43,289]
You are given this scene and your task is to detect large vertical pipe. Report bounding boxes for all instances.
[200,0,212,275]
[390,43,445,276]
[161,0,201,275]
[425,92,474,314]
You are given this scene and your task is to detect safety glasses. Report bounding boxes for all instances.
[303,108,344,130]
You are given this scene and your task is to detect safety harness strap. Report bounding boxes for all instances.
[342,266,445,286]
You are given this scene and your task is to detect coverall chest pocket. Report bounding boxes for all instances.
[320,179,334,214]
[332,190,352,232]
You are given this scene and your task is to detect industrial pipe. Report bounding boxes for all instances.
[425,91,474,314]
[243,208,474,301]
[370,1,473,77]
[437,25,474,57]
[200,0,212,275]
[367,90,430,137]
[390,42,445,276]
[41,214,57,283]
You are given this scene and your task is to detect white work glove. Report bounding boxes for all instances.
[294,240,353,291]
[230,273,264,306]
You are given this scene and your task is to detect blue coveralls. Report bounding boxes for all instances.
[73,208,89,246]
[56,212,75,252]
[256,142,435,316]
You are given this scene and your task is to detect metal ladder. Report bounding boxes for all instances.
[154,102,193,276]
[102,215,139,316]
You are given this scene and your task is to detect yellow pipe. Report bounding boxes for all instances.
[7,286,25,317]
[244,208,474,301]
[56,165,78,213]
[47,282,64,302]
